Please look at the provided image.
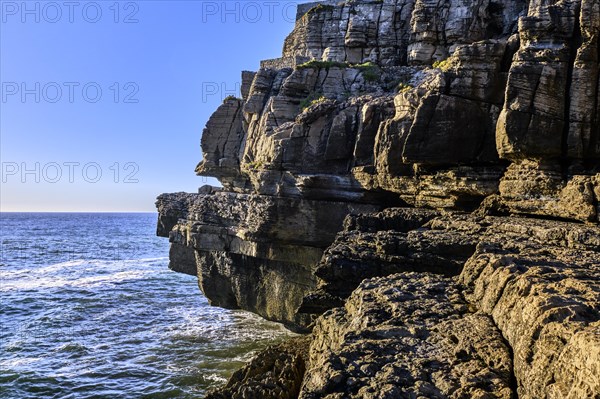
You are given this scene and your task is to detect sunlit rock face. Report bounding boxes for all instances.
[158,0,600,397]
[194,0,599,220]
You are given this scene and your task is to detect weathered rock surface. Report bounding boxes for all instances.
[156,190,378,331]
[192,0,598,217]
[497,161,600,222]
[461,229,600,398]
[301,213,599,399]
[156,0,600,397]
[496,0,600,163]
[302,208,600,317]
[300,273,515,399]
[206,337,310,399]
[300,208,476,316]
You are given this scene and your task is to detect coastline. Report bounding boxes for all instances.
[157,0,600,397]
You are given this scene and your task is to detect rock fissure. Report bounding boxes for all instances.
[224,102,242,161]
[374,2,384,62]
[590,36,600,165]
[562,5,583,176]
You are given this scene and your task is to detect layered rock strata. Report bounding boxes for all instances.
[157,0,600,397]
[156,191,379,331]
[205,213,600,398]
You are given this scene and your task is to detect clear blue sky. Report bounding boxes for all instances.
[1,0,302,211]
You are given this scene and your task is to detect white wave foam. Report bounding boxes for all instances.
[203,373,228,384]
[0,257,169,292]
[0,270,151,292]
[0,356,44,369]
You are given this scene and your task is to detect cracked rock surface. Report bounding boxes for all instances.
[300,273,515,399]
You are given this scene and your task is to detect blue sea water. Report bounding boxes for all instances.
[0,213,292,398]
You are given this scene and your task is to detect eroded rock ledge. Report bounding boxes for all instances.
[157,0,599,397]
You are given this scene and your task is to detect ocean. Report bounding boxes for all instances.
[0,213,292,398]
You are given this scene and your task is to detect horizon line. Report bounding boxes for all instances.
[0,211,157,214]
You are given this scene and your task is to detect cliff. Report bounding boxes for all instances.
[157,0,600,397]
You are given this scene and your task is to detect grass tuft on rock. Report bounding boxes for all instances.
[223,95,240,103]
[300,92,329,110]
[297,60,350,70]
[397,82,413,93]
[355,62,381,82]
[432,58,454,72]
[306,4,334,16]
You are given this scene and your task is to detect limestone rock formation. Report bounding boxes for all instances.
[461,228,600,398]
[304,213,599,399]
[193,0,599,217]
[156,191,378,331]
[156,0,600,397]
[301,273,515,399]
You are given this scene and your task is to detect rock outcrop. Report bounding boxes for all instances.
[156,191,379,331]
[206,337,310,399]
[301,273,515,399]
[206,212,600,399]
[157,0,600,397]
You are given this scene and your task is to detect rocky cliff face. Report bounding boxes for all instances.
[157,0,599,397]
